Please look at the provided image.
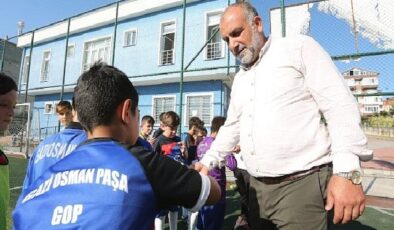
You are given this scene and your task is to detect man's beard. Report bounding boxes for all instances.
[236,30,261,67]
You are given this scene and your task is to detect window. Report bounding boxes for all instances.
[185,94,212,126]
[160,21,175,65]
[364,106,378,113]
[153,96,176,122]
[67,44,75,58]
[21,55,30,84]
[82,37,112,72]
[124,29,137,47]
[40,51,51,82]
[44,102,54,114]
[206,12,223,59]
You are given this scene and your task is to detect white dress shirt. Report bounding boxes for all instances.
[201,35,373,177]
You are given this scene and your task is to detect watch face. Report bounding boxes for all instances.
[351,171,362,185]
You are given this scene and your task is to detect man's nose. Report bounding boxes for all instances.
[229,38,239,53]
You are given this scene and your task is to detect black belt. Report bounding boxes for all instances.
[255,163,332,184]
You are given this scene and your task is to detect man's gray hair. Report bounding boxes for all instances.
[226,2,259,24]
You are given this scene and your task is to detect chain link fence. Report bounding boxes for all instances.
[265,0,394,137]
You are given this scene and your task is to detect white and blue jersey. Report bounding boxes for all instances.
[13,138,206,230]
[22,122,87,189]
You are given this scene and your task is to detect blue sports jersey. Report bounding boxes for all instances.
[22,123,87,189]
[13,139,157,230]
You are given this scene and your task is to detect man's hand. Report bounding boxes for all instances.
[325,175,366,224]
[192,162,209,175]
[232,145,240,153]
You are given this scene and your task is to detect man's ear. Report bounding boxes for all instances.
[117,99,132,124]
[254,16,263,33]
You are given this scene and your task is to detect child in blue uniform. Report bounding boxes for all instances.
[13,63,221,230]
[21,98,87,189]
[153,111,186,230]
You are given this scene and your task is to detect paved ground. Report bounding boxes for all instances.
[361,135,394,209]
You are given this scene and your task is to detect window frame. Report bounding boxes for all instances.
[40,49,51,82]
[81,35,113,73]
[151,95,176,124]
[44,102,55,115]
[158,19,176,66]
[21,54,30,85]
[204,9,225,60]
[67,44,75,58]
[123,28,138,47]
[184,92,214,127]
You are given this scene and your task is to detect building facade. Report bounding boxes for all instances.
[343,67,383,116]
[0,39,22,84]
[17,0,240,139]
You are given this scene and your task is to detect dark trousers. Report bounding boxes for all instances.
[248,164,332,230]
[233,168,250,218]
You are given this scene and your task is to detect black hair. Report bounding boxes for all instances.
[56,100,72,113]
[71,97,76,110]
[141,115,155,125]
[0,73,17,95]
[211,116,226,134]
[188,116,204,130]
[74,62,139,132]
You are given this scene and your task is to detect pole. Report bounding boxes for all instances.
[280,0,286,37]
[24,31,35,103]
[179,0,187,134]
[111,1,120,65]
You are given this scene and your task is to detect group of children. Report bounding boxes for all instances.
[2,62,233,230]
[138,109,232,230]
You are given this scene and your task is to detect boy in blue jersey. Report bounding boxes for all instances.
[21,97,87,190]
[13,62,221,230]
[152,111,186,230]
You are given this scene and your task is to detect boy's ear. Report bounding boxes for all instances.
[117,99,132,124]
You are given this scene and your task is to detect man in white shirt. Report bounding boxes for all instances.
[195,2,372,230]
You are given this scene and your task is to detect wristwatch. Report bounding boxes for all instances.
[335,170,362,185]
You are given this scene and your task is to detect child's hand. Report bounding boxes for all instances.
[148,137,156,145]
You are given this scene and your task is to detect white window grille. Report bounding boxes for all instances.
[40,51,51,82]
[124,29,137,47]
[21,55,30,84]
[206,12,223,59]
[186,94,212,126]
[160,22,175,65]
[153,96,175,122]
[82,37,112,72]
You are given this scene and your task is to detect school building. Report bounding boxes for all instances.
[16,0,245,138]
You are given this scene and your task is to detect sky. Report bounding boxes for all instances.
[0,0,392,92]
[0,0,117,39]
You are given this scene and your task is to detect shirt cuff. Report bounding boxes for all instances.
[200,154,219,171]
[332,153,361,174]
[189,174,211,212]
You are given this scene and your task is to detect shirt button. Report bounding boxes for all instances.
[250,151,255,155]
[251,82,254,86]
[250,98,253,102]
